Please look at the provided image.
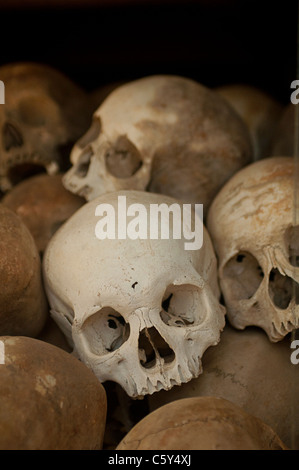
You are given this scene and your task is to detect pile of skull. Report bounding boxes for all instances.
[0,62,297,450]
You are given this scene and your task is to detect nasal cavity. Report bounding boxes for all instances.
[268,268,293,309]
[138,327,175,369]
[2,122,23,151]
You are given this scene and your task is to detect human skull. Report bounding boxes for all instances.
[0,204,48,337]
[43,190,225,398]
[0,336,107,450]
[2,173,85,255]
[63,75,252,213]
[0,62,92,192]
[207,156,298,342]
[148,323,299,449]
[116,396,288,450]
[271,103,294,157]
[216,84,283,160]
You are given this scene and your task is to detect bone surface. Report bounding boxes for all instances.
[271,103,295,156]
[0,204,48,336]
[63,75,252,214]
[43,190,225,398]
[116,396,288,450]
[2,173,85,254]
[0,336,107,450]
[216,84,283,160]
[148,323,299,449]
[207,156,298,341]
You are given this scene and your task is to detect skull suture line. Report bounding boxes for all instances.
[63,75,252,213]
[207,156,298,342]
[0,62,92,192]
[43,190,225,397]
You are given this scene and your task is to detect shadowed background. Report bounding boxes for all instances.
[0,0,296,104]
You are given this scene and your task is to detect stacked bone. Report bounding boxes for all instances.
[0,62,296,450]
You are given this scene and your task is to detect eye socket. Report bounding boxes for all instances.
[222,251,263,301]
[105,135,142,178]
[160,284,204,327]
[82,307,130,355]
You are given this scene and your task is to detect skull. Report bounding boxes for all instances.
[207,156,298,342]
[148,322,299,449]
[43,190,225,398]
[0,204,48,337]
[2,173,85,255]
[271,103,294,157]
[116,396,288,450]
[0,62,92,192]
[216,84,283,160]
[63,75,252,213]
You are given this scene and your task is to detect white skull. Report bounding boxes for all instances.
[207,156,298,342]
[43,190,225,398]
[0,62,92,192]
[63,75,252,212]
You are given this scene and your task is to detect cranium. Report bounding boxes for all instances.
[148,323,299,449]
[43,190,225,398]
[2,173,85,255]
[216,84,283,160]
[271,103,294,157]
[63,75,252,213]
[0,336,107,450]
[0,204,48,337]
[116,396,288,450]
[0,62,92,192]
[207,156,298,341]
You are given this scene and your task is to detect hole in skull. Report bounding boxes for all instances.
[57,142,76,171]
[2,122,23,151]
[138,327,175,369]
[160,284,204,327]
[8,163,47,186]
[285,225,299,267]
[105,136,142,178]
[219,293,225,306]
[162,293,173,312]
[82,307,129,355]
[74,148,94,178]
[222,251,263,300]
[268,269,293,309]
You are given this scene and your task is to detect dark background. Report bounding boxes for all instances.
[0,0,297,104]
